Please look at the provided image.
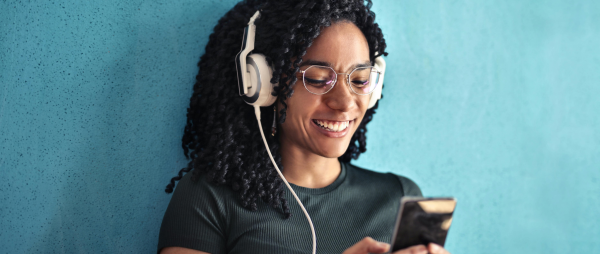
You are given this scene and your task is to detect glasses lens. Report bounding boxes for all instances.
[350,67,379,95]
[303,66,336,94]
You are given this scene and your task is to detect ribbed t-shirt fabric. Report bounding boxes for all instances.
[158,162,422,254]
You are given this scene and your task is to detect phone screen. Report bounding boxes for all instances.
[390,197,457,252]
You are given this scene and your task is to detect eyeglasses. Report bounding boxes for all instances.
[298,65,382,95]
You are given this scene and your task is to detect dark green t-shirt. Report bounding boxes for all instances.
[158,162,422,254]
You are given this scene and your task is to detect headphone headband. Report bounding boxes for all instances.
[235,11,261,96]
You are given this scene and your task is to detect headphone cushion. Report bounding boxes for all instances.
[367,56,386,109]
[244,54,277,107]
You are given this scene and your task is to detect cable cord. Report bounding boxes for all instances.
[254,106,317,254]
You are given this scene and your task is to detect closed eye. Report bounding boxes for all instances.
[351,80,369,87]
[305,77,331,87]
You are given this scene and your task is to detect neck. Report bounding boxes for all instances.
[279,141,342,189]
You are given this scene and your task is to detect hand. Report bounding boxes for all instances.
[342,237,450,254]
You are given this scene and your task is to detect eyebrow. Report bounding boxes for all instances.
[299,59,372,72]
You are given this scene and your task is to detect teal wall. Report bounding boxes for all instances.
[1,0,598,253]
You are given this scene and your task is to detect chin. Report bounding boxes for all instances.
[319,150,347,159]
[315,139,352,158]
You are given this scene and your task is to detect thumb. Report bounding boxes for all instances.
[343,237,390,254]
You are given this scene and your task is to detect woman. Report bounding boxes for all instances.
[159,0,450,253]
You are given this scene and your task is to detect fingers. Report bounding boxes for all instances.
[392,244,428,254]
[342,237,390,254]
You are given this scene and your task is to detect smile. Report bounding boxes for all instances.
[312,119,350,132]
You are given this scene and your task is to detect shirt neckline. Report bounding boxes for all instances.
[289,162,348,195]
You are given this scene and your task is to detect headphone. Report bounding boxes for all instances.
[235,11,386,109]
[234,11,387,254]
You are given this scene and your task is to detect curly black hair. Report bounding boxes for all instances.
[165,0,388,218]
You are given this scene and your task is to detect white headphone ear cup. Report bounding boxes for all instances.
[243,54,277,107]
[367,81,382,109]
[367,56,386,109]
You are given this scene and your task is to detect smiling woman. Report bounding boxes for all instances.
[158,0,449,254]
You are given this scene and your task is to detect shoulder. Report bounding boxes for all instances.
[165,171,235,214]
[166,171,239,220]
[345,162,423,197]
[158,171,233,253]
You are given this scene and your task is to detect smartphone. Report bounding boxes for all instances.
[390,197,457,252]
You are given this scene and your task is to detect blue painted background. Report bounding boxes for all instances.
[1,0,599,253]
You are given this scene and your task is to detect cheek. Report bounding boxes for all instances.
[286,89,321,119]
[357,95,371,115]
[279,92,317,131]
[361,95,371,108]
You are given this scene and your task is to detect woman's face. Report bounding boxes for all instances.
[279,21,372,158]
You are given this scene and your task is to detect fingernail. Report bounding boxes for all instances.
[429,243,441,251]
[378,242,390,249]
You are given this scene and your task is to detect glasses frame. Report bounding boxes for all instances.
[298,65,382,95]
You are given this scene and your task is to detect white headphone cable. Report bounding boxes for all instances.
[254,105,317,254]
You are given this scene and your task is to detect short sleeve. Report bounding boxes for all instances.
[158,173,228,254]
[395,175,423,197]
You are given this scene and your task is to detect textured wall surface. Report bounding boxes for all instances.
[1,0,599,253]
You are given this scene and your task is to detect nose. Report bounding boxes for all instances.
[323,74,356,112]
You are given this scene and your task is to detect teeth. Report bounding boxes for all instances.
[315,120,350,132]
